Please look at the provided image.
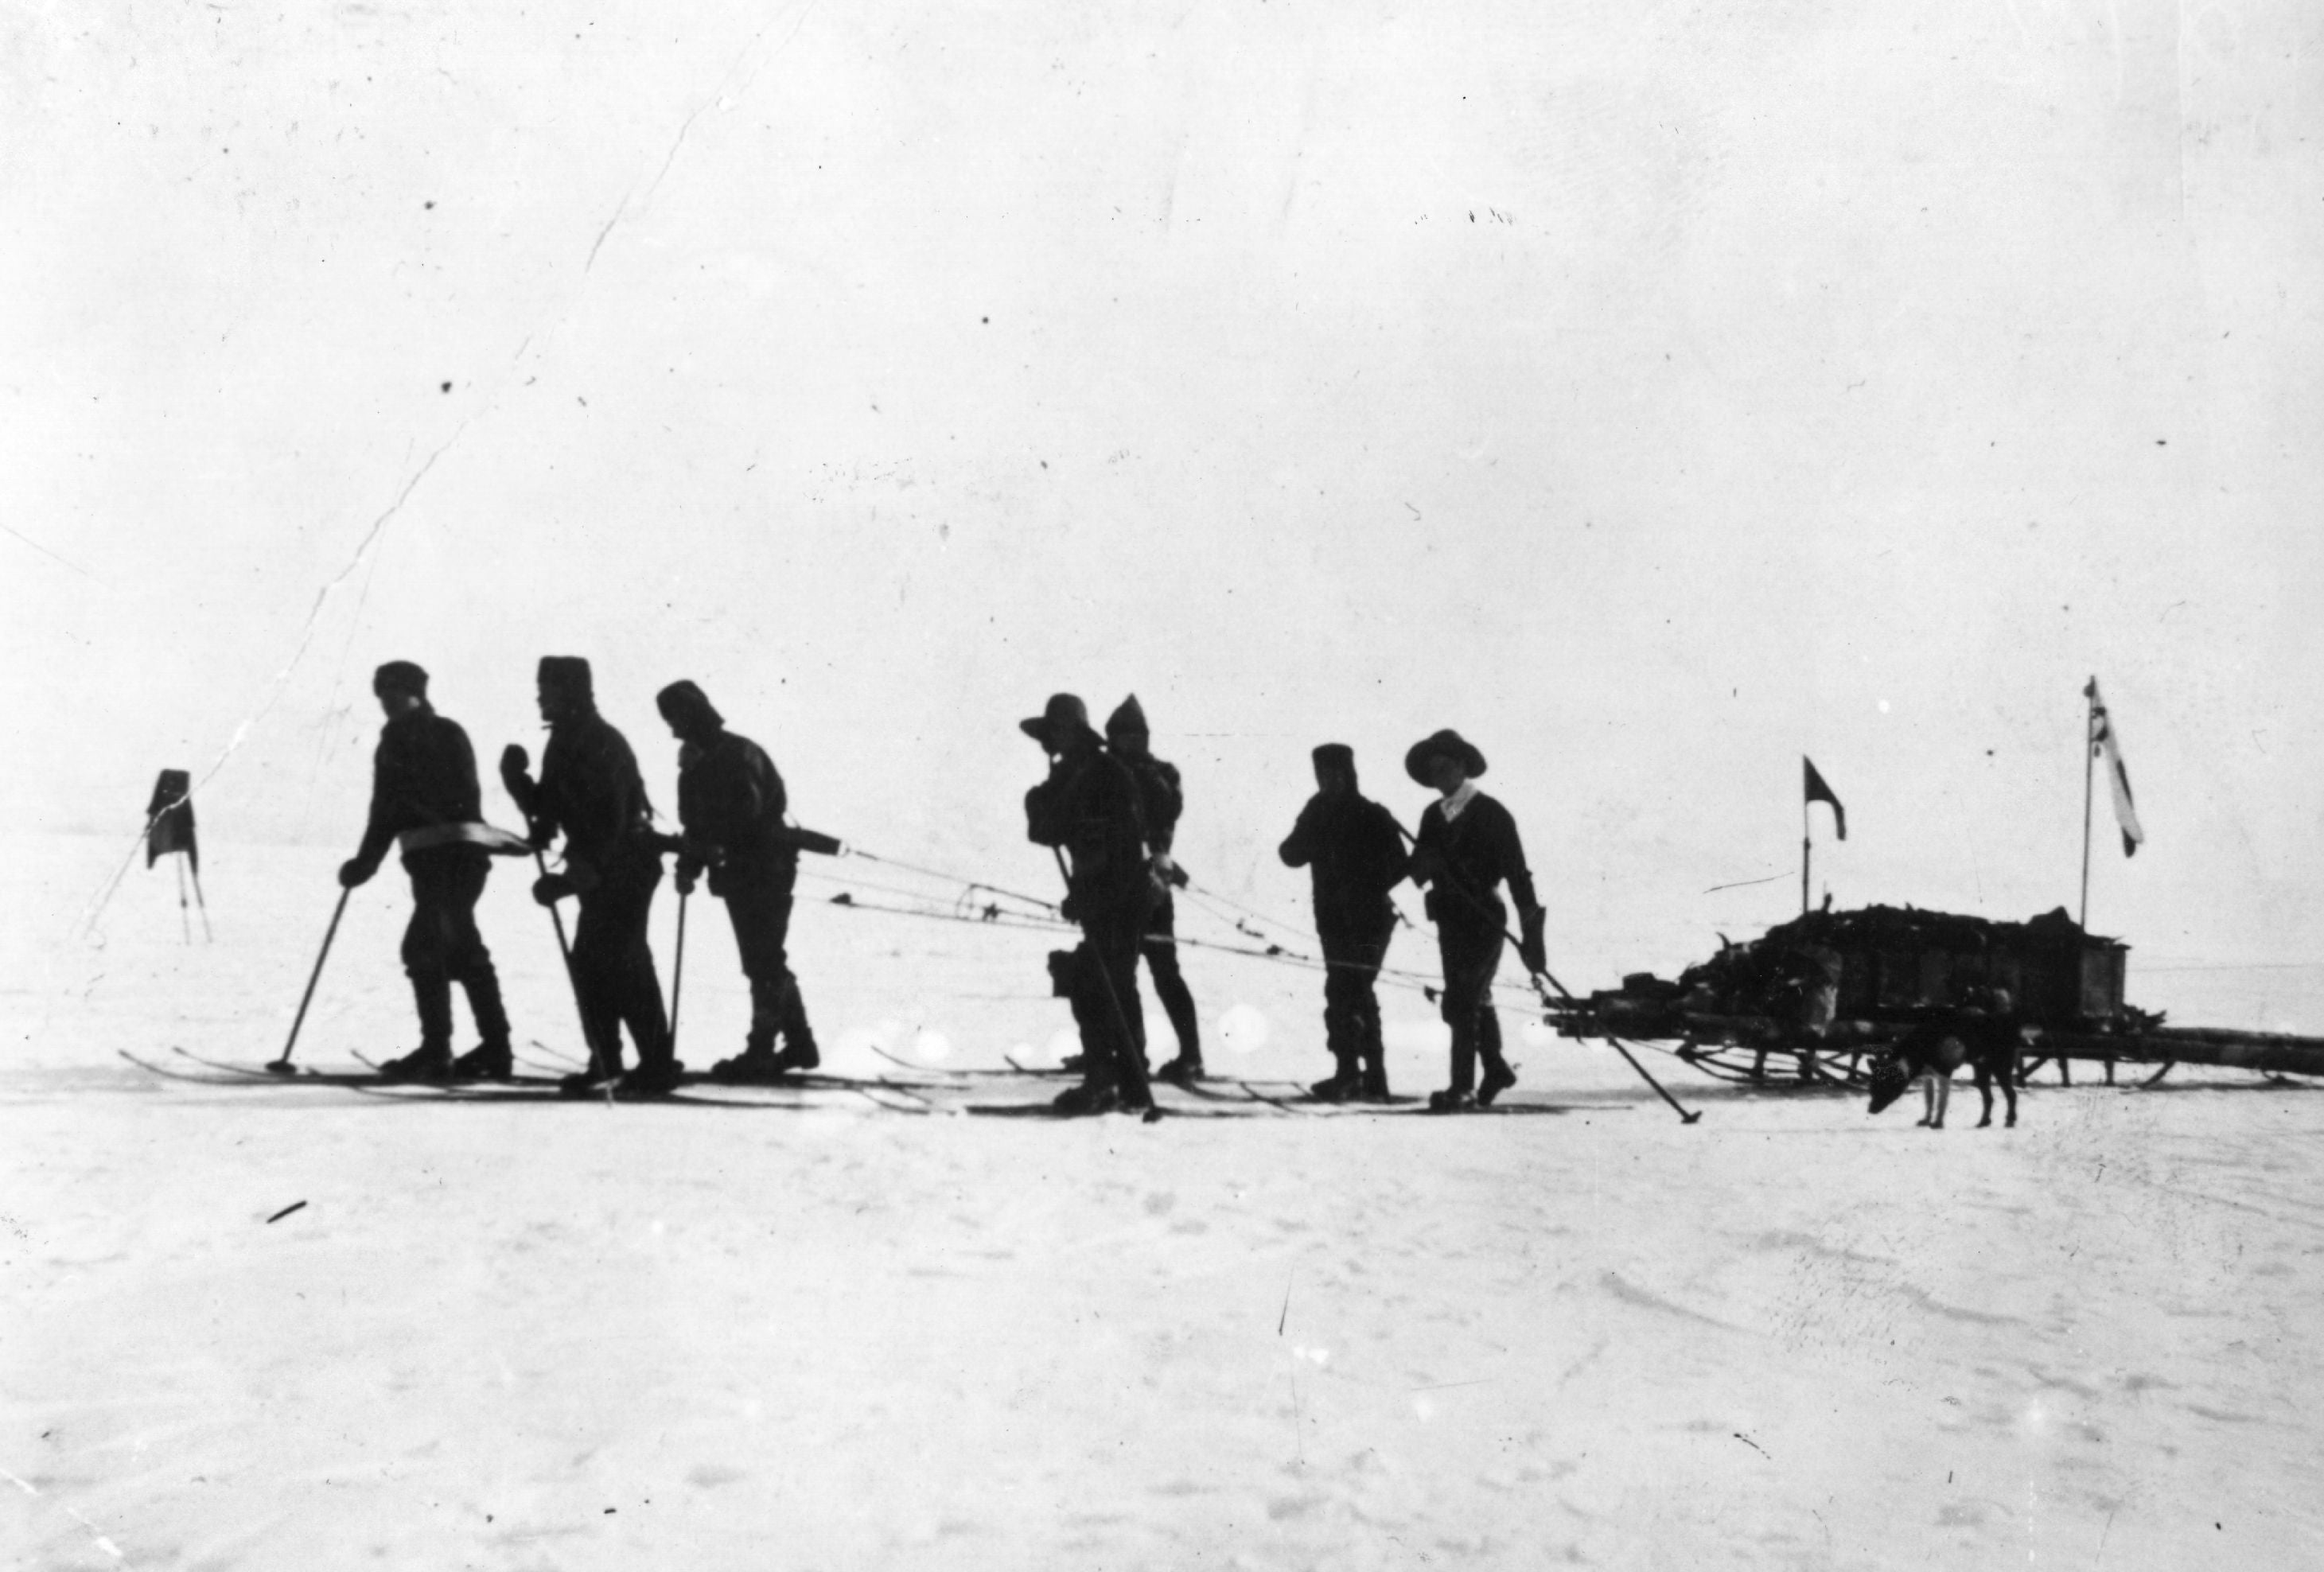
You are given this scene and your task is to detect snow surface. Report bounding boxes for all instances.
[7,831,2323,1569]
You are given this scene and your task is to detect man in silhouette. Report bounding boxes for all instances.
[502,656,679,1095]
[656,679,819,1083]
[1024,693,1154,1116]
[1105,695,1203,1083]
[338,660,514,1081]
[1279,743,1407,1101]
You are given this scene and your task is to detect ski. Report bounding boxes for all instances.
[164,1047,382,1086]
[162,1045,561,1093]
[348,1051,568,1090]
[351,1080,785,1111]
[962,1102,1159,1120]
[871,1046,1099,1091]
[134,1049,926,1112]
[964,1099,1223,1121]
[1166,1076,1298,1114]
[120,1050,330,1088]
[871,1076,948,1111]
[521,1040,936,1107]
[670,1076,939,1115]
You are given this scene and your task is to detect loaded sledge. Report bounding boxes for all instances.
[1546,902,2324,1088]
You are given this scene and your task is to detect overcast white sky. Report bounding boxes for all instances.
[6,0,2319,976]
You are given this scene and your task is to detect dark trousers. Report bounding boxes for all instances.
[722,870,815,1056]
[1139,891,1200,1063]
[571,858,671,1075]
[1319,916,1395,1072]
[1436,918,1508,1095]
[403,850,508,1052]
[1073,896,1151,1099]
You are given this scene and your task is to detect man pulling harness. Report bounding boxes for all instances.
[655,679,822,1083]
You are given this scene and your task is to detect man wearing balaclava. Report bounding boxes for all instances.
[1104,695,1203,1084]
[338,660,514,1080]
[656,679,819,1082]
[500,656,679,1095]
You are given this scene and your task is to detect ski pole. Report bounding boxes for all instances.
[669,886,688,1062]
[535,848,613,1081]
[268,886,351,1074]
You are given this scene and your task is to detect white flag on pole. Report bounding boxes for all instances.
[2085,678,2145,857]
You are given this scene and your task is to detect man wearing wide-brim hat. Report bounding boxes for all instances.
[1022,693,1157,1115]
[1403,729,1546,1112]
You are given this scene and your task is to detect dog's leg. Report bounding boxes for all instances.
[2002,1053,2019,1126]
[1931,1073,1951,1130]
[1975,1062,1994,1128]
[1915,1073,1934,1127]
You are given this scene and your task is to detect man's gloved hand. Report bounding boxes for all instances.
[1407,850,1447,886]
[532,873,576,907]
[1058,892,1080,924]
[1154,851,1189,889]
[1519,905,1548,976]
[499,744,535,811]
[337,856,378,889]
[674,855,703,897]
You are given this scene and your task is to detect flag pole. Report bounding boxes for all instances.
[1800,787,1812,915]
[2079,677,2096,932]
[175,855,191,944]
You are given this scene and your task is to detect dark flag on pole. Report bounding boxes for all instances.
[2085,679,2145,857]
[1803,757,1847,841]
[146,769,199,874]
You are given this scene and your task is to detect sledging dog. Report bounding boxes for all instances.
[1866,990,2024,1130]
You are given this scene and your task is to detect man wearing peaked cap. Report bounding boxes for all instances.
[1280,744,1408,1101]
[500,656,680,1095]
[1023,691,1155,1115]
[337,660,515,1080]
[657,679,820,1083]
[1105,695,1203,1084]
[1403,728,1546,1112]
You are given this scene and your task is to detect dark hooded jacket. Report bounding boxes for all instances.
[1120,756,1181,857]
[675,730,793,892]
[1104,695,1181,857]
